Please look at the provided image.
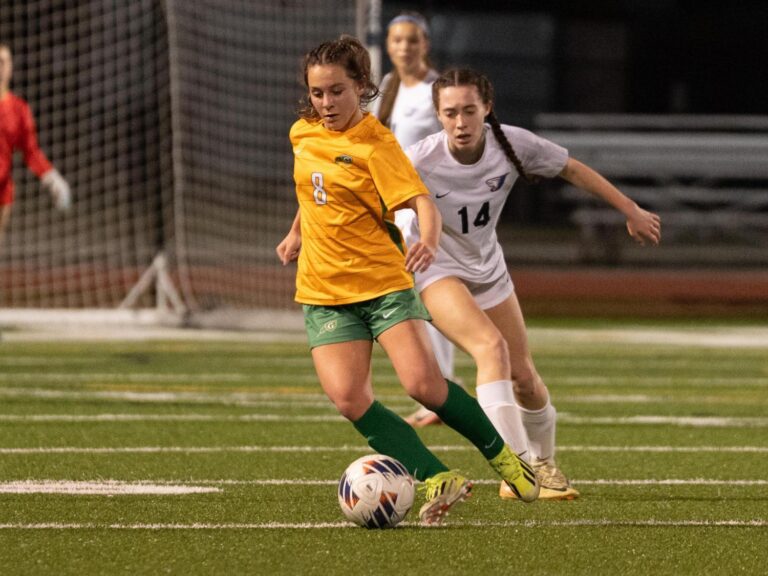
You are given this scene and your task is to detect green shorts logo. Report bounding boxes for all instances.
[318,320,337,336]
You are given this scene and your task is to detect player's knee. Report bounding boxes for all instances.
[330,393,372,421]
[473,331,510,373]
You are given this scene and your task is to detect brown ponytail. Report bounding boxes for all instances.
[376,72,401,127]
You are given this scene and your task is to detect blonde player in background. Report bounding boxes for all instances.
[370,12,460,428]
[0,43,70,247]
[276,36,538,524]
[399,68,661,500]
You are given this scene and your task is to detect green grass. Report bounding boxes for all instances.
[0,325,767,575]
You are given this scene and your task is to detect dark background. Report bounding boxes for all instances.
[383,0,768,121]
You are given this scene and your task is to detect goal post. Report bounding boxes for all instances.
[0,0,379,330]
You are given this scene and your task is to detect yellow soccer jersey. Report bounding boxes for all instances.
[290,113,430,305]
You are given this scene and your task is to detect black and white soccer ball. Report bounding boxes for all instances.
[338,454,415,529]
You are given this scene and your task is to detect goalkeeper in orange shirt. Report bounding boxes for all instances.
[0,43,70,246]
[276,35,539,525]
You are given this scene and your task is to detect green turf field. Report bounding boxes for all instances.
[1,324,766,575]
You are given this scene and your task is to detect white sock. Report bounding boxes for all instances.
[476,380,530,461]
[518,399,556,464]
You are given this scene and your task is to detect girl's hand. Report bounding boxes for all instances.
[276,231,302,265]
[626,205,661,246]
[404,241,436,273]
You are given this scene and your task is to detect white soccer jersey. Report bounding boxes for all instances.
[401,124,568,285]
[370,70,442,149]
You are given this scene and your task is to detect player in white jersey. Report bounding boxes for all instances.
[369,12,459,427]
[400,68,662,500]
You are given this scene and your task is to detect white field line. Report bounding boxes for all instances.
[0,519,765,530]
[0,414,347,423]
[529,327,768,349]
[0,481,220,495]
[1,373,767,388]
[0,388,371,410]
[2,411,765,427]
[0,357,109,366]
[542,377,768,387]
[1,444,767,455]
[144,478,768,487]
[1,388,764,413]
[0,478,766,491]
[39,353,732,371]
[0,373,248,383]
[558,415,768,427]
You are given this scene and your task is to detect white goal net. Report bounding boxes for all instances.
[1,0,364,322]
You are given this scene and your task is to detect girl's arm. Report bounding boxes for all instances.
[403,194,441,273]
[276,208,302,265]
[559,158,661,246]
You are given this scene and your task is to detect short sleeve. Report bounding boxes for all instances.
[368,139,429,211]
[503,126,568,178]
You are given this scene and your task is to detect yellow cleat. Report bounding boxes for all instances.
[500,458,579,500]
[489,445,539,503]
[418,470,472,525]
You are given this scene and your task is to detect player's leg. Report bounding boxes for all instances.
[305,304,448,482]
[484,291,579,500]
[404,322,455,427]
[377,315,538,509]
[420,277,530,459]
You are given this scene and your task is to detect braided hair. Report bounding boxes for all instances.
[298,35,379,121]
[432,68,535,183]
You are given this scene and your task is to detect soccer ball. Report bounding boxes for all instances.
[338,454,415,529]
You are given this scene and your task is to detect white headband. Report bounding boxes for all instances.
[388,14,429,37]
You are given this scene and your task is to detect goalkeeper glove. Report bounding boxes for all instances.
[41,169,72,211]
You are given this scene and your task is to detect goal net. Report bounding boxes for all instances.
[0,0,364,324]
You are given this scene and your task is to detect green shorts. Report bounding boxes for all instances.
[303,288,432,348]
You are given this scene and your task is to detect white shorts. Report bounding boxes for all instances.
[417,264,515,310]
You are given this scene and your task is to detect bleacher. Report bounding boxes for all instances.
[534,114,768,265]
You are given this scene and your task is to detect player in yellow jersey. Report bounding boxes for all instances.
[277,36,539,524]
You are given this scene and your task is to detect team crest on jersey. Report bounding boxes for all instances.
[485,173,509,192]
[334,154,353,165]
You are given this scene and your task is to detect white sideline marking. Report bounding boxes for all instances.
[0,374,768,388]
[530,327,768,349]
[0,519,765,530]
[0,409,766,427]
[0,414,346,422]
[168,478,768,487]
[2,478,766,489]
[0,481,220,495]
[548,377,768,387]
[0,373,247,382]
[1,444,767,454]
[560,445,768,453]
[1,387,765,410]
[0,389,410,410]
[558,415,768,427]
[558,394,659,403]
[0,357,109,366]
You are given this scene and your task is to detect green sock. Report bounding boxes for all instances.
[433,380,504,460]
[353,400,448,481]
